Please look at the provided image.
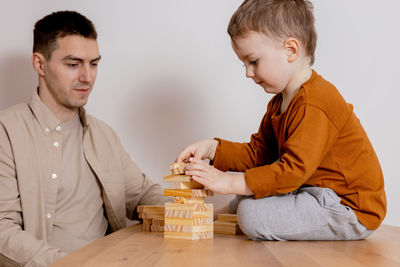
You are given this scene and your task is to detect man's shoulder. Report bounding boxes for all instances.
[0,103,31,124]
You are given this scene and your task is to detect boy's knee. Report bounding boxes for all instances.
[237,198,263,239]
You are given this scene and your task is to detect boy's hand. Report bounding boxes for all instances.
[185,158,254,195]
[176,139,218,163]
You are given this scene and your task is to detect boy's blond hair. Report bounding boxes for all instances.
[228,0,317,65]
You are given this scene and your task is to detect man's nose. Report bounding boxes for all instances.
[79,65,93,83]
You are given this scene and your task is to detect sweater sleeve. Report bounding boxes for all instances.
[213,112,278,172]
[245,104,339,199]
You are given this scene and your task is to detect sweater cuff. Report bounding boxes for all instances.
[245,166,277,199]
[212,138,232,172]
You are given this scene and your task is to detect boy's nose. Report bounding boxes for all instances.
[246,67,254,78]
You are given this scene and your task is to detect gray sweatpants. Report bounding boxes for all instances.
[230,187,373,241]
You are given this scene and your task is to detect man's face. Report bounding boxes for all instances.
[40,35,100,110]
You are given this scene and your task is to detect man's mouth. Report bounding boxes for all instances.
[74,88,90,94]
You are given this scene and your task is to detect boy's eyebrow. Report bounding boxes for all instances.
[244,52,257,60]
[241,54,252,62]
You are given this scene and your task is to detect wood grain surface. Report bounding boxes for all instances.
[51,224,400,267]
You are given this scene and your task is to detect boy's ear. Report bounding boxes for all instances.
[284,38,300,63]
[32,52,46,76]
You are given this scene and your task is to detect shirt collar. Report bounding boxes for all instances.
[28,89,89,135]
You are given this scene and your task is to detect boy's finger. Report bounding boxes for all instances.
[177,150,192,163]
[193,152,203,160]
[191,175,209,188]
[176,153,186,163]
[189,158,205,165]
[176,151,185,163]
[185,169,207,178]
[186,163,207,172]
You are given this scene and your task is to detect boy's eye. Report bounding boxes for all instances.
[249,60,258,65]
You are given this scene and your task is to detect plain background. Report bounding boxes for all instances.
[0,1,399,227]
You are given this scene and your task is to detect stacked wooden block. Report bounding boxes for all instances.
[137,205,165,232]
[163,162,214,240]
[214,214,242,235]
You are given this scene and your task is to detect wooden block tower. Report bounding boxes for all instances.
[163,162,214,240]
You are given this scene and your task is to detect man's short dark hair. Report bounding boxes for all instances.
[33,11,97,59]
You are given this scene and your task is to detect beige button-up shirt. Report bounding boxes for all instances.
[0,92,168,267]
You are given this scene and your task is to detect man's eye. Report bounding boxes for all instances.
[91,62,98,67]
[68,63,78,68]
[249,60,258,65]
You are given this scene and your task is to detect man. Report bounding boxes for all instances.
[0,11,168,266]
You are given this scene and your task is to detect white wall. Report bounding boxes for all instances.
[0,0,399,226]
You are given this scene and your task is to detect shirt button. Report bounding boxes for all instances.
[46,213,51,219]
[51,173,57,179]
[56,126,62,132]
[45,128,50,133]
[53,142,59,148]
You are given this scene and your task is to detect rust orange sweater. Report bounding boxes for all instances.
[213,70,386,230]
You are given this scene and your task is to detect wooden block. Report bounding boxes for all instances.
[138,211,165,220]
[165,203,213,212]
[165,203,213,219]
[169,162,186,175]
[164,174,192,182]
[150,224,164,232]
[164,231,213,240]
[164,224,213,233]
[137,205,165,213]
[173,182,204,189]
[214,220,242,235]
[152,219,165,226]
[142,223,151,231]
[165,210,213,219]
[165,217,213,226]
[164,189,213,198]
[173,197,205,204]
[142,219,152,225]
[217,214,238,223]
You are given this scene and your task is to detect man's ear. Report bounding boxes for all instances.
[32,52,46,76]
[284,38,300,63]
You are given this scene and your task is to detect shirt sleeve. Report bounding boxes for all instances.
[245,104,339,199]
[0,126,67,267]
[213,112,278,172]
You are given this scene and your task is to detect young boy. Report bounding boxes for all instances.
[177,0,386,240]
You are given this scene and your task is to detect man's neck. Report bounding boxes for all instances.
[38,87,79,123]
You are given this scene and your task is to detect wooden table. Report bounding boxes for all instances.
[51,224,400,267]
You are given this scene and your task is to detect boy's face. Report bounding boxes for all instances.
[232,31,293,95]
[37,35,101,111]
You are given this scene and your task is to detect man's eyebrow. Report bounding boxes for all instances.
[63,55,83,62]
[91,55,101,62]
[62,55,101,62]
